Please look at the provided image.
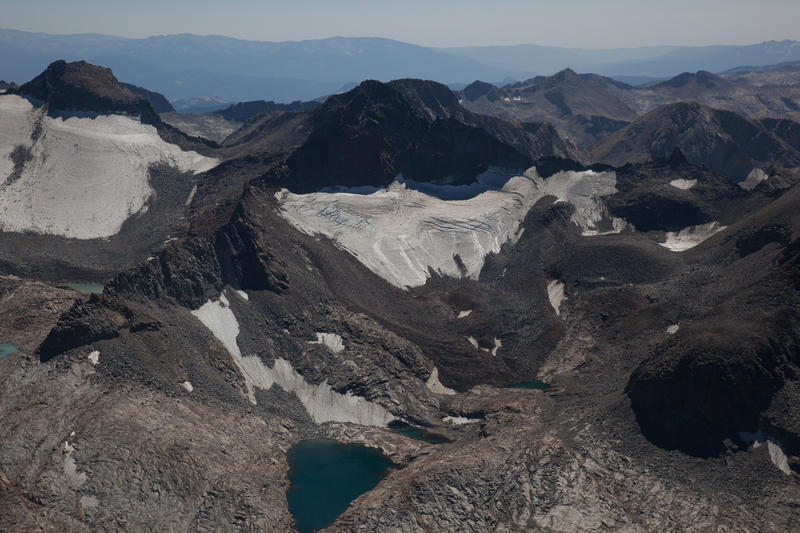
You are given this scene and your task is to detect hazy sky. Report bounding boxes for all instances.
[3,0,799,48]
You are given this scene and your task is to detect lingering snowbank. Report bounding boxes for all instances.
[191,293,393,426]
[547,280,566,316]
[740,168,768,191]
[666,324,680,335]
[669,179,697,190]
[660,222,726,252]
[443,416,480,425]
[425,367,456,395]
[0,94,218,239]
[277,168,618,288]
[309,332,345,353]
[739,431,792,475]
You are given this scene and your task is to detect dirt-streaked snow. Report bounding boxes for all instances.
[425,367,456,395]
[443,416,479,425]
[277,168,618,288]
[547,280,566,316]
[191,292,393,426]
[740,168,768,191]
[309,332,345,353]
[0,94,218,239]
[660,222,726,252]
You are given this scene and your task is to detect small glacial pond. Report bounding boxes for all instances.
[64,282,105,294]
[0,343,20,358]
[504,380,549,390]
[388,421,450,444]
[287,439,394,533]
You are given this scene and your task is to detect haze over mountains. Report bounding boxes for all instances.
[3,29,800,105]
[2,15,800,531]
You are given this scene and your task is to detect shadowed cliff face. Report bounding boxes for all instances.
[628,320,798,457]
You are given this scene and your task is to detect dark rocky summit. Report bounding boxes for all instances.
[14,60,161,123]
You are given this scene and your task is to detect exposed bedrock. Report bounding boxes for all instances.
[37,295,162,361]
[110,195,288,308]
[627,316,800,457]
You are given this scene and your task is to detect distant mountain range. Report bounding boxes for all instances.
[2,29,800,103]
[458,67,800,149]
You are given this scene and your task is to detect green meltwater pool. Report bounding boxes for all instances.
[504,380,549,390]
[64,282,105,294]
[0,343,20,358]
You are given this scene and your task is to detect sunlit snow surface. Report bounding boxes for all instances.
[0,95,218,239]
[669,178,697,190]
[278,168,618,288]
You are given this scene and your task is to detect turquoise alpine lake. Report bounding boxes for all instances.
[0,343,20,358]
[286,439,394,533]
[64,282,105,294]
[504,380,549,390]
[387,421,449,444]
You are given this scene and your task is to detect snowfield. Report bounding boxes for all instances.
[277,168,619,288]
[660,221,726,252]
[0,94,218,239]
[191,291,394,426]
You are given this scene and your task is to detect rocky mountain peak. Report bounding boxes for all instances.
[656,70,733,90]
[14,60,160,123]
[462,80,499,101]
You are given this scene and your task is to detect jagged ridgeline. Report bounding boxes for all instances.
[1,57,800,533]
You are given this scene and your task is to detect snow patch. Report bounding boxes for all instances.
[277,168,617,288]
[547,280,566,316]
[768,441,792,475]
[740,168,768,191]
[87,351,99,365]
[180,381,194,392]
[466,336,479,349]
[669,178,697,190]
[236,289,249,301]
[309,332,344,353]
[457,309,472,319]
[191,296,392,426]
[443,416,480,425]
[63,441,87,488]
[0,94,218,239]
[660,222,726,252]
[491,337,502,357]
[739,431,792,475]
[666,324,680,335]
[80,495,99,509]
[425,367,456,395]
[185,184,198,206]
